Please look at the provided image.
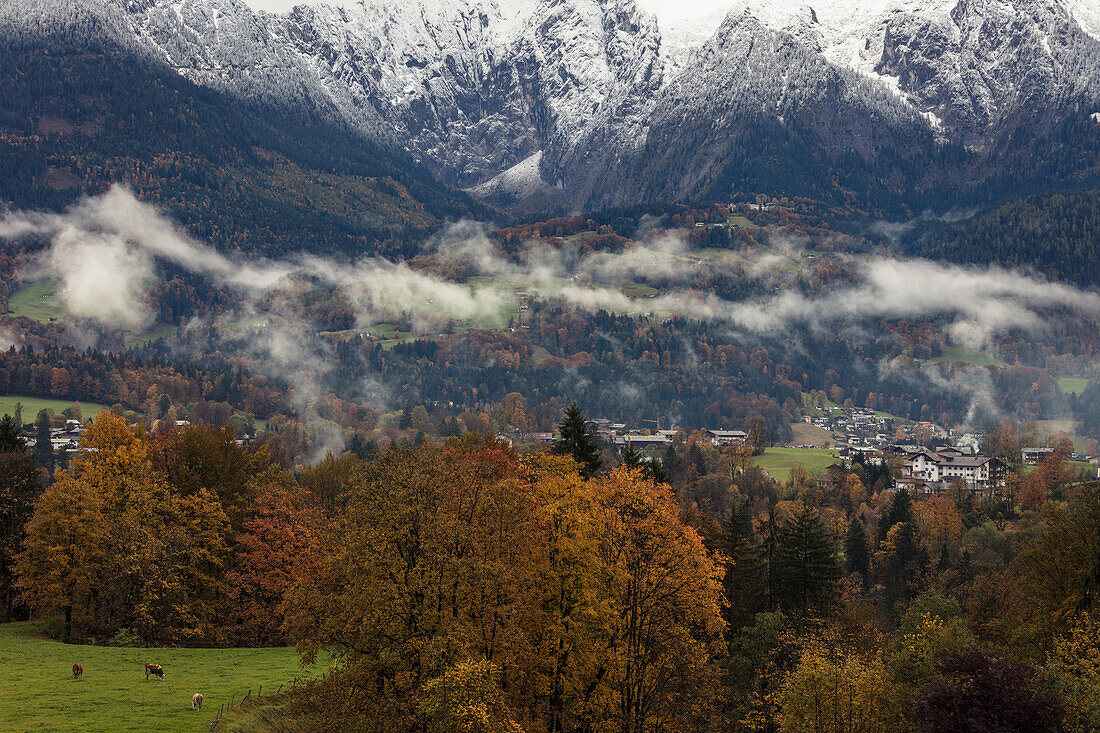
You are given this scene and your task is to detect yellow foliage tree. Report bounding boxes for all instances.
[15,412,229,643]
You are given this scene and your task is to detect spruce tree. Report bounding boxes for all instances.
[33,409,53,477]
[882,488,914,537]
[0,415,24,453]
[646,457,670,484]
[552,402,602,478]
[844,517,870,582]
[774,506,840,614]
[619,443,644,469]
[724,499,767,627]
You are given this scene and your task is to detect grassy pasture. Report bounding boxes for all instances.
[752,446,841,479]
[925,346,1006,368]
[0,623,316,733]
[789,422,834,448]
[6,280,68,322]
[0,395,108,422]
[1057,377,1089,396]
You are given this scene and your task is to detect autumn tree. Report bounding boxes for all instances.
[1010,485,1100,645]
[914,650,1063,732]
[148,422,268,530]
[493,392,530,432]
[914,495,964,557]
[15,413,230,643]
[226,475,328,645]
[780,642,906,733]
[419,661,523,733]
[283,442,725,732]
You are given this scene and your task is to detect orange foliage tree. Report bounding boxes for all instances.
[283,439,726,732]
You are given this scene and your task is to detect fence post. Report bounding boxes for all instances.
[258,685,262,698]
[276,684,282,695]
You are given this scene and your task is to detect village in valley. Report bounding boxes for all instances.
[498,401,1100,503]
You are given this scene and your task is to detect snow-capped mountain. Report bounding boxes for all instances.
[6,0,1100,213]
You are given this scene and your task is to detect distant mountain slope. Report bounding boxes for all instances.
[919,188,1100,287]
[0,32,486,257]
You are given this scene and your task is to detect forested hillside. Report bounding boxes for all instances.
[0,41,487,259]
[921,189,1100,287]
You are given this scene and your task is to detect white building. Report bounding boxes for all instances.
[892,446,1004,495]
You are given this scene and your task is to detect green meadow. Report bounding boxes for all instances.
[0,396,108,422]
[0,623,317,733]
[752,446,841,478]
[1057,377,1089,396]
[6,280,68,322]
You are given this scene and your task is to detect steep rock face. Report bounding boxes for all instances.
[128,0,371,132]
[874,0,1100,144]
[580,11,941,211]
[270,0,664,189]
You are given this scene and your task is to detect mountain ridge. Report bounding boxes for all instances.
[5,0,1100,216]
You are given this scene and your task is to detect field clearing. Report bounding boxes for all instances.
[1032,419,1079,436]
[926,346,1006,368]
[726,215,760,229]
[619,281,659,298]
[1057,377,1089,396]
[789,422,834,448]
[752,447,841,479]
[6,280,68,322]
[0,395,107,422]
[0,623,317,733]
[124,324,178,348]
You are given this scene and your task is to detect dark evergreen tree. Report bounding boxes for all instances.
[663,443,679,478]
[646,457,670,484]
[346,434,378,460]
[689,442,708,476]
[0,417,37,620]
[882,520,928,607]
[552,402,602,478]
[0,414,24,453]
[33,409,53,477]
[882,488,914,538]
[619,443,644,469]
[762,507,781,609]
[439,416,462,438]
[724,499,767,627]
[774,506,840,615]
[844,517,870,583]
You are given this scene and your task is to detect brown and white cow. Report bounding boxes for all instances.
[145,663,165,681]
[72,663,83,680]
[192,693,203,711]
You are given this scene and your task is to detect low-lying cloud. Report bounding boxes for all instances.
[3,185,1100,427]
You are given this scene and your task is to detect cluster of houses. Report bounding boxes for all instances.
[23,419,85,459]
[497,419,748,452]
[808,407,988,458]
[806,408,895,451]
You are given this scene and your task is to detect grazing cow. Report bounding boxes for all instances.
[72,663,83,680]
[192,693,203,711]
[145,663,165,681]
